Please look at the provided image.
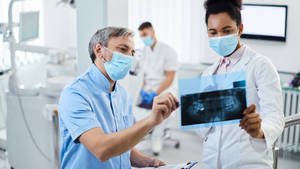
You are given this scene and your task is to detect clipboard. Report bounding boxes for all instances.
[139,161,198,169]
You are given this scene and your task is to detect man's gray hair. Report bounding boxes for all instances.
[88,26,134,63]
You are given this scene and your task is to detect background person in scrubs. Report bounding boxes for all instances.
[198,0,284,168]
[58,27,179,169]
[135,22,179,154]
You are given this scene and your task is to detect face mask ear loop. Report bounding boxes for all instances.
[102,47,113,63]
[101,57,106,63]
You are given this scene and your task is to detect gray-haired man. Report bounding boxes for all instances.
[58,26,179,169]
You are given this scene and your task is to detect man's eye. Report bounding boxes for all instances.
[119,48,127,52]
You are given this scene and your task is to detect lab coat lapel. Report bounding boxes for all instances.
[229,46,253,73]
[203,46,254,76]
[204,59,222,76]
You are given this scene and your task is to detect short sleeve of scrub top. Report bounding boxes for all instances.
[58,88,101,143]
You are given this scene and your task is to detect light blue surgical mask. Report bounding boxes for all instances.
[142,36,154,47]
[104,51,133,81]
[209,33,238,56]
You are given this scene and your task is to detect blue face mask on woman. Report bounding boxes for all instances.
[142,36,154,47]
[104,50,133,81]
[209,33,238,56]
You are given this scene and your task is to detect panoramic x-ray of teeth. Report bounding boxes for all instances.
[181,87,247,126]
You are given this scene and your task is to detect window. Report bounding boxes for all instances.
[0,0,42,71]
[128,0,206,63]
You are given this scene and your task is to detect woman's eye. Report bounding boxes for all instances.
[224,30,232,34]
[210,32,217,36]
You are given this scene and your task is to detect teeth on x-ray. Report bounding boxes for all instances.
[181,87,246,126]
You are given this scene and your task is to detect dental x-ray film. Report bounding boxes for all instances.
[178,72,247,130]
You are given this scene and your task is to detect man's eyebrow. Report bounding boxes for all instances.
[117,44,129,48]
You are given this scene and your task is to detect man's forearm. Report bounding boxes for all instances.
[101,116,156,161]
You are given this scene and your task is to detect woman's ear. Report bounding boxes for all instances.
[238,23,244,36]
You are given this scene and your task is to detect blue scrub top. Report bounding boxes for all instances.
[58,64,134,169]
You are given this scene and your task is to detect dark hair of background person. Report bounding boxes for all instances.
[138,22,153,31]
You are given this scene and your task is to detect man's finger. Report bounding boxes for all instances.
[155,97,169,106]
[152,159,162,167]
[168,94,176,111]
[170,92,179,104]
[156,93,179,112]
[159,161,166,166]
[163,108,172,119]
[166,92,179,105]
[156,104,169,115]
[155,94,170,104]
[164,96,173,110]
[157,95,175,112]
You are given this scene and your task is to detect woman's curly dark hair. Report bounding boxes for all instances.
[204,0,243,26]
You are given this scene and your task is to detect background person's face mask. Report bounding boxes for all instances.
[209,33,238,56]
[103,48,133,81]
[142,36,154,46]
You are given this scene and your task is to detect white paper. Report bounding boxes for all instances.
[139,163,189,169]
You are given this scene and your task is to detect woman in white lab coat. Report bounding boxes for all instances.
[199,0,284,168]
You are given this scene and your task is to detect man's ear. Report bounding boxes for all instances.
[93,43,103,59]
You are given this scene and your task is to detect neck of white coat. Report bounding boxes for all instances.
[150,37,157,51]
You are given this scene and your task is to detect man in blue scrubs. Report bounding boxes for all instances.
[58,27,179,169]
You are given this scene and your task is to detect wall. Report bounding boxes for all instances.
[76,0,129,75]
[243,0,300,73]
[202,0,300,73]
[42,0,77,49]
[76,0,108,74]
[127,0,206,63]
[108,0,128,27]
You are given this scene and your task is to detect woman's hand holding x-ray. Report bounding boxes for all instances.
[149,92,179,126]
[239,104,265,139]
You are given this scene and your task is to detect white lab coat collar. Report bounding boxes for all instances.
[147,40,161,53]
[204,45,255,76]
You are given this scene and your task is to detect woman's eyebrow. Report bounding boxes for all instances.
[208,28,217,31]
[222,26,233,30]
